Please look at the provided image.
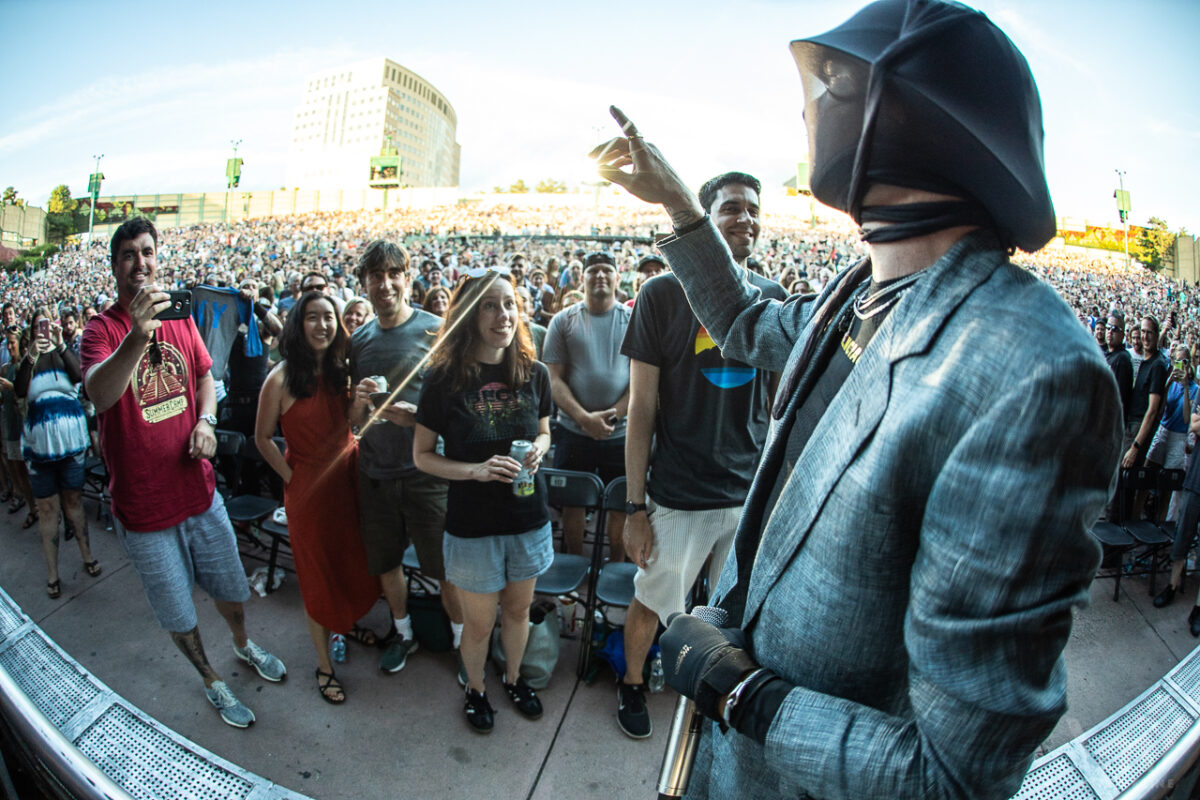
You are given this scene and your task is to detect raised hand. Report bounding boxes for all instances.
[589,106,706,228]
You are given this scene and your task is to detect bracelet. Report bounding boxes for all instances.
[721,667,767,729]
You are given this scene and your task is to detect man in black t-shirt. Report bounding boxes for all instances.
[1104,311,1133,419]
[1124,315,1168,467]
[1122,315,1169,519]
[616,171,785,740]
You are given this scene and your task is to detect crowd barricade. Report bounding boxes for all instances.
[1010,642,1200,799]
[0,585,308,800]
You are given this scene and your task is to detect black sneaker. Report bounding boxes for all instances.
[502,676,543,720]
[617,681,651,739]
[464,688,495,734]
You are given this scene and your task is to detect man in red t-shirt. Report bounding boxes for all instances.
[81,218,286,729]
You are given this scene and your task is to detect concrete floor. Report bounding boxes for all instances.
[2,498,1197,799]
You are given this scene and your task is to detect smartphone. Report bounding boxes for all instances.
[154,290,192,321]
[37,319,49,338]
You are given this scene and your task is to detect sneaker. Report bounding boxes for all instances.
[617,681,651,739]
[205,681,255,728]
[464,688,495,734]
[234,640,287,682]
[379,634,419,673]
[502,676,543,720]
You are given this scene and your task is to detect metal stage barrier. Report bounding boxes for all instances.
[5,573,1200,800]
[1008,641,1200,800]
[0,586,308,800]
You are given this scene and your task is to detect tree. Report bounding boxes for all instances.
[1131,216,1177,272]
[46,184,79,243]
[535,178,567,194]
[2,186,18,205]
[509,179,529,194]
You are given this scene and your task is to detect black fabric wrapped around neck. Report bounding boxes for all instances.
[859,200,1000,246]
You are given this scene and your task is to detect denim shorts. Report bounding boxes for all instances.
[443,521,553,594]
[28,453,86,499]
[115,492,251,633]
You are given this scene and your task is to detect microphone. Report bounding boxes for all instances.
[655,604,728,800]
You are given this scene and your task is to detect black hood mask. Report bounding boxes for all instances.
[791,0,1056,252]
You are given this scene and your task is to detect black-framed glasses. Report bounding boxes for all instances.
[303,283,328,291]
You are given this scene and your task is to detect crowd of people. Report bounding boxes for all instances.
[0,191,1193,741]
[3,203,1190,351]
[8,0,1192,794]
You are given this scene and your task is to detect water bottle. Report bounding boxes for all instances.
[649,651,665,693]
[329,633,347,663]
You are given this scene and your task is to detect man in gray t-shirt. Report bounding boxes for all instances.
[349,240,463,675]
[543,251,632,557]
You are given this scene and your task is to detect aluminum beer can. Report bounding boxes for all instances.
[509,439,535,497]
[368,374,388,392]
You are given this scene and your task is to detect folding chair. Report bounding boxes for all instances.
[81,449,111,524]
[1090,515,1135,601]
[1152,468,1190,588]
[214,430,288,592]
[578,476,638,681]
[534,468,599,619]
[402,543,440,594]
[1118,464,1174,595]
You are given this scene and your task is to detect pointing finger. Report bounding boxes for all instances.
[610,105,641,139]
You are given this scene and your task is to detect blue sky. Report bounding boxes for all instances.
[2,0,1198,233]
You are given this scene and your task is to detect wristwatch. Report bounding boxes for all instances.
[625,501,647,516]
[199,414,218,427]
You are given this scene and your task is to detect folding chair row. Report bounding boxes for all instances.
[1092,465,1187,600]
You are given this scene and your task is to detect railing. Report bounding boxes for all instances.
[6,569,1200,800]
[1011,643,1200,800]
[0,586,307,800]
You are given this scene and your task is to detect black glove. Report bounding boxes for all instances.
[660,613,757,723]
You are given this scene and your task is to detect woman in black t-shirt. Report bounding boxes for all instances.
[413,268,552,734]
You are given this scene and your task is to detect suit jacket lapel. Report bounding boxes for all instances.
[739,233,1005,629]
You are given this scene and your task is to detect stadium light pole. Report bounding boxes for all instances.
[225,139,242,253]
[87,154,104,242]
[1115,169,1129,268]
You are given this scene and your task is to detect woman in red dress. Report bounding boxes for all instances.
[256,292,380,704]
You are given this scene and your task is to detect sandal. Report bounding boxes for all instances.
[347,624,379,647]
[315,668,345,704]
[22,511,38,530]
[46,580,61,599]
[8,498,24,514]
[84,560,102,578]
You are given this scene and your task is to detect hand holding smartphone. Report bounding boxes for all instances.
[154,290,193,321]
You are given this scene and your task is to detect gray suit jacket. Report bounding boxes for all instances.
[658,221,1122,800]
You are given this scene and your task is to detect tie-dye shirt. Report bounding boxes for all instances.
[16,348,88,464]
